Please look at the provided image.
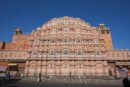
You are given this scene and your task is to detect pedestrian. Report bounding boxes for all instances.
[37,73,41,82]
[21,74,23,78]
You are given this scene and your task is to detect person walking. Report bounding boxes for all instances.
[37,73,41,82]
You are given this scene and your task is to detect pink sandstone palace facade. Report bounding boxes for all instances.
[0,16,130,78]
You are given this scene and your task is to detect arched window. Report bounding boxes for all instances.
[96,63,103,69]
[0,53,3,57]
[63,49,69,55]
[51,29,56,34]
[94,39,99,44]
[64,39,68,43]
[112,53,115,57]
[34,39,38,43]
[50,50,56,55]
[78,62,83,69]
[33,51,37,55]
[63,28,69,32]
[63,38,69,43]
[122,53,124,57]
[76,28,80,33]
[62,63,68,68]
[127,53,129,57]
[117,53,119,57]
[77,50,83,55]
[76,39,80,43]
[48,63,54,69]
[10,52,13,57]
[50,64,54,69]
[96,51,100,55]
[87,30,90,34]
[51,39,56,43]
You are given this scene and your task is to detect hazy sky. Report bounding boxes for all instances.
[0,0,130,49]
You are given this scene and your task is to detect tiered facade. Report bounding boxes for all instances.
[0,16,130,78]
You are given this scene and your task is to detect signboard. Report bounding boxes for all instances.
[116,62,130,65]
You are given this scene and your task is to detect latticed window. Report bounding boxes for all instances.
[76,39,80,43]
[117,53,119,57]
[122,53,124,57]
[78,63,83,69]
[63,38,69,43]
[51,29,56,34]
[112,53,115,57]
[94,39,99,44]
[127,53,129,57]
[63,63,68,68]
[76,28,80,32]
[96,63,103,69]
[0,52,2,57]
[33,51,37,55]
[96,51,100,55]
[63,28,69,32]
[64,39,67,43]
[50,50,56,55]
[77,50,82,55]
[48,63,54,69]
[101,30,105,34]
[34,39,38,43]
[106,30,109,34]
[51,39,55,43]
[63,49,69,55]
[9,52,13,57]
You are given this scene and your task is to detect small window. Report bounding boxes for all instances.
[76,39,80,43]
[51,39,55,43]
[127,53,129,57]
[96,52,100,55]
[51,29,56,34]
[78,63,82,69]
[50,50,56,55]
[94,39,99,44]
[117,53,119,57]
[63,63,68,68]
[63,49,69,55]
[63,38,69,43]
[122,53,124,57]
[77,50,82,55]
[106,30,109,34]
[101,30,105,34]
[76,28,80,33]
[63,28,69,32]
[49,63,54,69]
[112,53,115,57]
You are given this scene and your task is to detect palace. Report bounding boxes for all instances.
[0,16,130,78]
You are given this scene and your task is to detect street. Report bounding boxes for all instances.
[0,78,124,87]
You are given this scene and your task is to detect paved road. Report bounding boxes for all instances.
[0,79,124,87]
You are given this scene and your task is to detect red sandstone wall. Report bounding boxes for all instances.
[0,42,3,49]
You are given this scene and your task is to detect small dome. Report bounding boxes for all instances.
[14,28,22,35]
[15,28,21,32]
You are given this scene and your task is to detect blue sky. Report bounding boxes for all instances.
[0,0,130,49]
